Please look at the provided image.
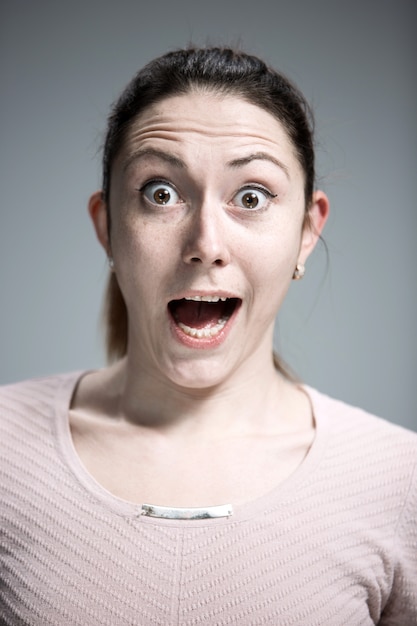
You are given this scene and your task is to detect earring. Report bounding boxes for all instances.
[108,256,115,271]
[292,263,305,280]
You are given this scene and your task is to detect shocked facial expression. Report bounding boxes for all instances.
[95,91,326,389]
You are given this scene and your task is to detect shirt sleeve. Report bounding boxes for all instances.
[380,455,417,625]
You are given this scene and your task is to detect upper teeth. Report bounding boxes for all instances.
[184,296,227,302]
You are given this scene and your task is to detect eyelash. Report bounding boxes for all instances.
[138,178,181,203]
[233,184,277,212]
[137,179,277,211]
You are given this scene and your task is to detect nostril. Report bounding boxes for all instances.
[189,256,224,266]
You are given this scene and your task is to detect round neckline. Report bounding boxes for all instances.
[54,370,330,527]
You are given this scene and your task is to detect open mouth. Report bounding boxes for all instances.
[168,296,241,339]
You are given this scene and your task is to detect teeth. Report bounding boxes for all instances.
[184,295,228,302]
[178,318,227,338]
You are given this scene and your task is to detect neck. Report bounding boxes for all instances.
[103,352,304,441]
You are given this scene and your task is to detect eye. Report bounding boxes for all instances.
[140,180,181,206]
[232,186,276,211]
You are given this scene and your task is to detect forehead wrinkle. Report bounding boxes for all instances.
[122,147,186,173]
[126,111,285,140]
[227,152,290,180]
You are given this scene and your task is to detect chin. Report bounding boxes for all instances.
[162,356,237,392]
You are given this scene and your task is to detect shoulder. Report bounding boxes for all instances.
[0,371,85,437]
[306,385,417,497]
[1,372,67,399]
[0,371,83,406]
[307,385,417,449]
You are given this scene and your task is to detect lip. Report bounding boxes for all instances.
[167,291,242,349]
[168,290,240,301]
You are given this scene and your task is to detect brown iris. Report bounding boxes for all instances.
[153,188,171,205]
[241,192,259,209]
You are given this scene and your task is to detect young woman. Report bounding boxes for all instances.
[1,47,416,625]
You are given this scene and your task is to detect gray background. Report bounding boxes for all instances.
[1,0,416,430]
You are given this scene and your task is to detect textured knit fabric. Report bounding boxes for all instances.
[1,372,416,626]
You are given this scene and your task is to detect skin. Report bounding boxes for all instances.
[70,91,329,507]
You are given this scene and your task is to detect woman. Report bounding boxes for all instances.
[1,47,416,625]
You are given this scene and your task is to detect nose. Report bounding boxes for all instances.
[182,202,231,267]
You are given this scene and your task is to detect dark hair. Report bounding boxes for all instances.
[101,47,316,376]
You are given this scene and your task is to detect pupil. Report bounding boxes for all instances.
[244,192,258,208]
[154,188,170,204]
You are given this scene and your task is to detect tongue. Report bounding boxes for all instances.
[173,300,226,329]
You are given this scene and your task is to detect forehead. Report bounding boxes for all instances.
[117,92,302,175]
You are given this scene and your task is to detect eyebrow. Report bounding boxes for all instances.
[122,148,289,179]
[122,148,186,172]
[226,152,290,179]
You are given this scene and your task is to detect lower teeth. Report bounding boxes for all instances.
[178,318,228,338]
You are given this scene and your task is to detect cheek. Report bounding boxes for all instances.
[112,210,161,263]
[112,216,185,315]
[243,224,302,318]
[110,220,160,305]
[247,222,301,278]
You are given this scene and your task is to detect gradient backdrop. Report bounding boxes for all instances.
[1,0,416,430]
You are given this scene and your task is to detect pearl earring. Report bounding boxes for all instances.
[292,263,305,280]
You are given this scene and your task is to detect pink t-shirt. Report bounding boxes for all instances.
[1,372,416,625]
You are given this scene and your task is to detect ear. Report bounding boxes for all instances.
[88,191,111,255]
[298,190,330,265]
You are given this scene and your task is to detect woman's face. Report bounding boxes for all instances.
[91,91,328,389]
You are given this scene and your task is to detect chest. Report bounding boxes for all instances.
[1,499,390,626]
[69,413,315,507]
